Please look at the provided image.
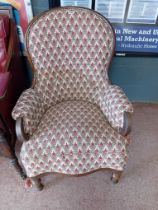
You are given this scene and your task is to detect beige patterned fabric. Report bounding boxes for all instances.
[12,7,133,177]
[99,85,133,131]
[12,89,45,135]
[26,7,113,109]
[20,101,128,177]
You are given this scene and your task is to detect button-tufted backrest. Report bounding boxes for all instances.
[26,7,115,108]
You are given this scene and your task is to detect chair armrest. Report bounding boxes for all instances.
[16,118,29,142]
[12,88,46,136]
[99,85,133,135]
[118,111,132,136]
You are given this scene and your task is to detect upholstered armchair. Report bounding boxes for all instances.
[12,7,133,190]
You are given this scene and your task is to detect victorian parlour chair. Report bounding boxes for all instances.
[12,7,133,190]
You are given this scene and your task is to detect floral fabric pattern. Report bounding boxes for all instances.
[12,89,45,135]
[20,101,128,177]
[26,7,114,109]
[99,85,133,131]
[12,7,133,177]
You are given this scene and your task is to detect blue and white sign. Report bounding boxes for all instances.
[115,26,158,53]
[127,0,158,24]
[61,0,92,8]
[95,0,158,54]
[95,0,127,23]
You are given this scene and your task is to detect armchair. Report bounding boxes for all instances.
[12,7,133,190]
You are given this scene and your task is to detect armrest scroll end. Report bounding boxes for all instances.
[15,118,29,142]
[118,112,132,136]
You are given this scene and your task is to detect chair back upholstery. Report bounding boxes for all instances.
[26,7,115,107]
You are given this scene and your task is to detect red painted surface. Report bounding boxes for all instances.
[0,15,27,146]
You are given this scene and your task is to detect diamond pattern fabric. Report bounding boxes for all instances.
[12,7,133,178]
[20,101,128,177]
[99,85,133,131]
[12,89,46,135]
[26,7,113,109]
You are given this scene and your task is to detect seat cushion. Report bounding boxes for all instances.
[20,101,128,177]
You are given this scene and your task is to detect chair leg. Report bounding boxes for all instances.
[31,177,44,191]
[10,155,27,180]
[111,170,122,184]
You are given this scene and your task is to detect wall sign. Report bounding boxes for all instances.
[61,0,92,8]
[115,25,158,54]
[95,0,158,55]
[95,0,128,23]
[57,0,158,55]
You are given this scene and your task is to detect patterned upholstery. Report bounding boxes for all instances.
[12,7,133,178]
[26,7,113,109]
[12,89,45,135]
[20,101,128,177]
[99,85,133,131]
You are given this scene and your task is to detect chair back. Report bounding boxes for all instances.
[26,7,115,106]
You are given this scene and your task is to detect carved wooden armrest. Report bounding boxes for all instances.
[118,112,132,136]
[15,118,29,142]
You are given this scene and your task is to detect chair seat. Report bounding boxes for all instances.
[20,101,128,177]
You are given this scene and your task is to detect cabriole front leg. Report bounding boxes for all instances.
[111,170,122,184]
[24,177,44,191]
[32,177,44,191]
[16,118,45,190]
